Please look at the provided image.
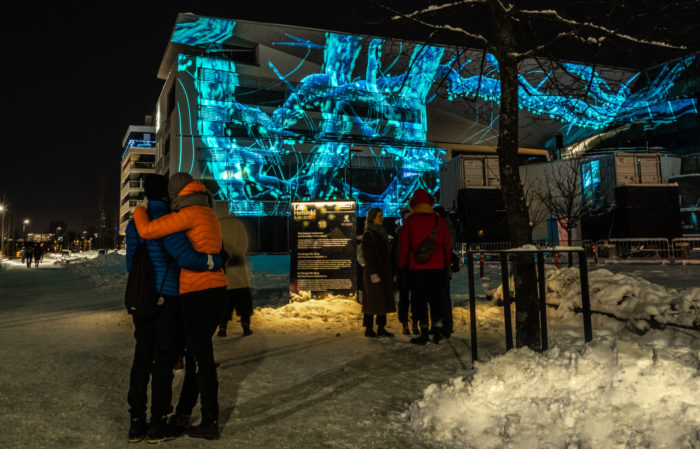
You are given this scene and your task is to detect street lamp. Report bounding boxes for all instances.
[23,219,30,241]
[0,205,5,257]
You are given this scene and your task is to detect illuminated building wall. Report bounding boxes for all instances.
[156,14,698,218]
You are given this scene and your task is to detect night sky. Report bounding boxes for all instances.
[2,1,360,235]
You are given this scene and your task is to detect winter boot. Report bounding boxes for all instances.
[431,326,443,344]
[167,414,190,437]
[364,327,377,338]
[410,328,430,345]
[401,322,411,335]
[376,326,394,337]
[186,421,220,440]
[217,322,227,337]
[241,320,253,336]
[128,416,148,443]
[147,416,179,444]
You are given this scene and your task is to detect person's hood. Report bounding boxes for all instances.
[409,189,434,209]
[410,202,434,215]
[213,201,231,220]
[177,180,207,196]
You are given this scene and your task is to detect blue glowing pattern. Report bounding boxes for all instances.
[171,17,235,47]
[170,21,696,216]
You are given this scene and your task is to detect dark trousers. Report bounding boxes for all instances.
[179,287,226,424]
[363,314,387,328]
[409,269,446,329]
[221,287,253,325]
[397,269,413,324]
[127,295,180,419]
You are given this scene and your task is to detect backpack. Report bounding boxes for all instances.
[412,215,438,264]
[124,239,167,317]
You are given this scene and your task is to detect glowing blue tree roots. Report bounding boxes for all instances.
[170,17,697,216]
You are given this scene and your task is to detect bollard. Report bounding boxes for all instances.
[467,253,478,362]
[537,252,548,351]
[592,243,598,264]
[500,253,513,351]
[479,252,485,278]
[578,251,593,342]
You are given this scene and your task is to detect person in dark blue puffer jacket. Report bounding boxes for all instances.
[125,174,223,444]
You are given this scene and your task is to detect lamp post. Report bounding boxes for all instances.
[0,205,5,257]
[23,219,30,242]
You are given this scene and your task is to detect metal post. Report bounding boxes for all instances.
[537,252,548,351]
[578,251,593,342]
[500,253,513,350]
[467,252,478,362]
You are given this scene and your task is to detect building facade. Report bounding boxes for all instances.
[119,122,156,236]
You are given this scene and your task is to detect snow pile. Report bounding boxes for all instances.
[59,251,127,288]
[257,293,361,327]
[546,267,700,328]
[407,339,700,448]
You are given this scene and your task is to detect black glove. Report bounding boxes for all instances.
[220,249,230,266]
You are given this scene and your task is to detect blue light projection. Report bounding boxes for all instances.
[170,18,697,216]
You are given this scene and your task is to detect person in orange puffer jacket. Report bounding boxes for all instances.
[132,173,227,440]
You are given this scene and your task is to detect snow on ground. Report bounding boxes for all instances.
[0,253,698,448]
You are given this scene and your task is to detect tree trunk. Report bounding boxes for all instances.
[490,0,541,349]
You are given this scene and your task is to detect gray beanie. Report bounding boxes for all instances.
[168,173,194,198]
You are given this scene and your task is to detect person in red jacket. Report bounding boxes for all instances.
[398,189,451,345]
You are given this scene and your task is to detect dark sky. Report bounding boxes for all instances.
[2,1,360,234]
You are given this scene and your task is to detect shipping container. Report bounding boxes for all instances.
[439,155,500,210]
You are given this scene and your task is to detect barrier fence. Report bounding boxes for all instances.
[464,237,700,265]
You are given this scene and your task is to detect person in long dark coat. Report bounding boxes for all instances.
[361,208,396,337]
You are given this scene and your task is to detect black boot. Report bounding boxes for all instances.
[186,421,220,440]
[241,320,253,336]
[147,416,179,443]
[377,326,394,337]
[128,416,148,443]
[364,327,377,337]
[401,322,411,335]
[431,326,443,344]
[410,328,430,345]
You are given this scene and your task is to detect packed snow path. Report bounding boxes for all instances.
[1,255,698,448]
[0,260,479,449]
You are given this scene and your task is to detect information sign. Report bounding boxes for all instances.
[290,200,357,296]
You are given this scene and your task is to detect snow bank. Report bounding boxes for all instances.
[257,293,362,327]
[492,267,700,329]
[58,251,127,288]
[407,339,700,448]
[546,267,700,328]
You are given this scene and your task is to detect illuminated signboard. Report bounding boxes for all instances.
[289,201,357,296]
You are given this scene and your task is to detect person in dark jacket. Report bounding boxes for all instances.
[398,189,451,345]
[361,208,396,337]
[25,244,33,268]
[125,174,223,444]
[33,244,43,267]
[395,208,417,335]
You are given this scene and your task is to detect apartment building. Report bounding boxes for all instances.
[119,121,156,236]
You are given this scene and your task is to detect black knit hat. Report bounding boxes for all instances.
[144,174,169,200]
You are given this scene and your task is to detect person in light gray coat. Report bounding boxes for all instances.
[215,202,253,337]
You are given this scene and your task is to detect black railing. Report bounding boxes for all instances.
[465,248,592,362]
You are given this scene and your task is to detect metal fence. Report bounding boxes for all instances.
[595,238,671,264]
[670,238,700,264]
[465,238,699,265]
